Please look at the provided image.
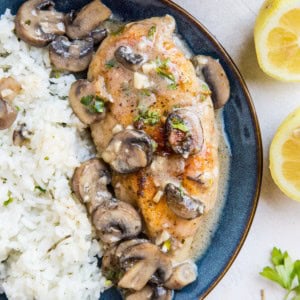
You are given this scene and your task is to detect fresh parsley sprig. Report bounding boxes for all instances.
[260,247,300,300]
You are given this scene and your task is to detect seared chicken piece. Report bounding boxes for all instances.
[88,15,219,262]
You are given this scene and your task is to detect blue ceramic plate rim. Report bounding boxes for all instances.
[0,0,263,299]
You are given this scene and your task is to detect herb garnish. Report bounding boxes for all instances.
[140,89,152,97]
[3,191,14,207]
[167,83,178,90]
[260,247,300,300]
[105,59,117,69]
[170,116,189,132]
[148,25,157,39]
[80,95,105,114]
[25,19,31,25]
[134,110,160,126]
[156,58,177,85]
[35,185,46,193]
[110,25,125,36]
[151,140,158,151]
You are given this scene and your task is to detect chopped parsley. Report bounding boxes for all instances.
[80,95,105,114]
[25,19,31,25]
[35,185,46,193]
[44,156,49,161]
[15,105,21,111]
[140,89,151,97]
[104,280,113,287]
[167,83,178,90]
[148,25,157,39]
[105,59,117,69]
[162,239,171,252]
[50,69,61,79]
[134,110,160,126]
[170,116,189,132]
[156,58,176,84]
[110,25,125,36]
[3,191,14,207]
[151,140,158,151]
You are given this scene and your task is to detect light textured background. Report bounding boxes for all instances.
[172,0,300,299]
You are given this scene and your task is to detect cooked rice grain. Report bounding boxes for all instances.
[0,10,105,300]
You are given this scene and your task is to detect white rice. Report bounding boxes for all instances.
[0,10,106,300]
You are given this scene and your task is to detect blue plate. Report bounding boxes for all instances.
[0,0,263,299]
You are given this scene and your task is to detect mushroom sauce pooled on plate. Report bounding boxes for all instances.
[1,0,231,298]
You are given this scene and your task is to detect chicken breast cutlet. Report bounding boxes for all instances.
[88,15,219,262]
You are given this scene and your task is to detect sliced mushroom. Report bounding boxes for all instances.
[0,77,22,102]
[72,158,112,214]
[192,55,230,109]
[165,109,203,158]
[118,259,158,291]
[115,46,146,71]
[0,98,17,130]
[125,285,153,300]
[91,26,108,45]
[65,0,111,40]
[118,242,172,291]
[102,129,153,174]
[165,183,205,220]
[49,36,93,72]
[15,0,65,47]
[165,261,198,290]
[69,79,106,125]
[93,198,142,244]
[13,123,31,146]
[115,239,148,261]
[102,239,148,284]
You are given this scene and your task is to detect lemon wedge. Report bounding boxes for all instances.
[270,107,300,201]
[254,0,300,81]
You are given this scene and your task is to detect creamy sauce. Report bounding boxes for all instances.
[190,109,231,260]
[172,33,231,260]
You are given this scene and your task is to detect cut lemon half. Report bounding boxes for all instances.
[254,0,300,81]
[270,107,300,201]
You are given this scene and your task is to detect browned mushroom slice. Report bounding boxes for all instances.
[69,79,106,125]
[93,199,142,244]
[49,36,93,72]
[102,129,153,174]
[165,183,205,220]
[90,26,108,45]
[72,158,112,214]
[0,77,22,102]
[118,242,172,291]
[15,0,65,47]
[192,55,230,109]
[0,98,17,130]
[65,0,111,40]
[165,261,197,290]
[165,109,203,158]
[102,239,148,284]
[115,46,146,71]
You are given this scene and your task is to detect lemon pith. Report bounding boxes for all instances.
[270,107,300,201]
[254,0,300,81]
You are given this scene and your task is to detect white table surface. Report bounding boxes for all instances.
[172,0,300,299]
